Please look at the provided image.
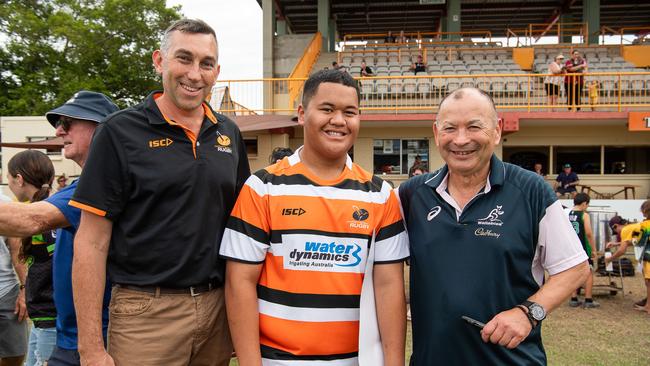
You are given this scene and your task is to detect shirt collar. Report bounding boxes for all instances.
[144,91,218,126]
[426,154,505,192]
[290,145,353,170]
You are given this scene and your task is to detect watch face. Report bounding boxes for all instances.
[530,304,546,320]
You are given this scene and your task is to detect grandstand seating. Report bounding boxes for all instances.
[337,42,649,102]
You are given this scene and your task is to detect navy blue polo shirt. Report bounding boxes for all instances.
[399,155,586,365]
[70,92,251,288]
[556,171,579,190]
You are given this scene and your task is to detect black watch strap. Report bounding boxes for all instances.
[515,305,536,329]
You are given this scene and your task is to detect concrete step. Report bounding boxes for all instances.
[312,52,339,73]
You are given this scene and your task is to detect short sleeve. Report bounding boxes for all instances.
[46,183,80,229]
[69,123,129,220]
[374,183,409,264]
[234,129,251,194]
[537,200,588,276]
[219,173,270,264]
[620,224,639,242]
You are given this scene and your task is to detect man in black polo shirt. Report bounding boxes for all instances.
[398,87,589,365]
[70,19,250,366]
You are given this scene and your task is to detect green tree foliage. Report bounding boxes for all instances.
[0,0,182,115]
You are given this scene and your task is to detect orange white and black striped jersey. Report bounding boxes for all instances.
[220,147,409,365]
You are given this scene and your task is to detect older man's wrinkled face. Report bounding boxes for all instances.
[434,90,501,177]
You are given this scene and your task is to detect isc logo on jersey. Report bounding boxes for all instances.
[281,234,367,273]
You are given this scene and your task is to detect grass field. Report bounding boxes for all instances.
[231,273,650,365]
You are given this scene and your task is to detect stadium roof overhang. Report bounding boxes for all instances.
[260,0,650,38]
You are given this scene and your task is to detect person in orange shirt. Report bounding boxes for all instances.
[221,69,409,365]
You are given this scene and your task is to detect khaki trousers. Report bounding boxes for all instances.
[108,286,232,366]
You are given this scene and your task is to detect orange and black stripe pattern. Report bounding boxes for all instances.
[220,149,409,365]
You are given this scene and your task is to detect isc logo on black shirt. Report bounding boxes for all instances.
[149,138,173,148]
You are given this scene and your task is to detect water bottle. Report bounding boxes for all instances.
[605,252,613,272]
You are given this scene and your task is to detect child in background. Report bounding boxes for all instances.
[588,80,599,111]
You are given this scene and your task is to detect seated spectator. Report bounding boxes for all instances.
[384,31,396,44]
[555,163,579,198]
[411,168,424,177]
[360,61,374,77]
[332,61,343,71]
[269,147,293,164]
[397,30,408,44]
[533,163,546,177]
[410,55,426,75]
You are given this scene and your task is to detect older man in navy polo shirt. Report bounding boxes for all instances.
[398,87,589,365]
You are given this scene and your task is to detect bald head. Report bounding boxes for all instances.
[437,88,498,126]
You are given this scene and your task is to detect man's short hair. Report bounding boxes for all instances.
[160,18,218,57]
[436,87,498,126]
[301,69,360,108]
[573,193,590,206]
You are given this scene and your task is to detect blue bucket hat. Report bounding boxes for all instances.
[46,90,119,128]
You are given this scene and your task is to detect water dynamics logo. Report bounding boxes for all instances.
[289,241,362,268]
[282,234,368,273]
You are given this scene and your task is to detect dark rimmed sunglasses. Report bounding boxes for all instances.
[55,119,72,132]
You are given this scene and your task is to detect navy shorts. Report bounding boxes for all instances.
[48,346,81,366]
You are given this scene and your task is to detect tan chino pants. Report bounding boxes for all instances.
[107,286,232,366]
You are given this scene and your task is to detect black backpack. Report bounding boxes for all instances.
[596,256,635,277]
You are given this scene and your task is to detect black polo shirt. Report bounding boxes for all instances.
[70,92,250,288]
[398,155,586,365]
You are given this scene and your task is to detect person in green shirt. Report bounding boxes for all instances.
[567,193,598,308]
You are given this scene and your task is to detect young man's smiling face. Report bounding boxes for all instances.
[298,82,360,165]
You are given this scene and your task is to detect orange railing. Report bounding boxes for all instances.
[618,27,650,46]
[214,72,650,114]
[288,32,322,108]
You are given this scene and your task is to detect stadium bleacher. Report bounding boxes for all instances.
[336,39,648,101]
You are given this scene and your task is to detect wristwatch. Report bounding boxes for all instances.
[517,300,546,328]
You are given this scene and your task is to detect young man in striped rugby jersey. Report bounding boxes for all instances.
[221,69,409,366]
